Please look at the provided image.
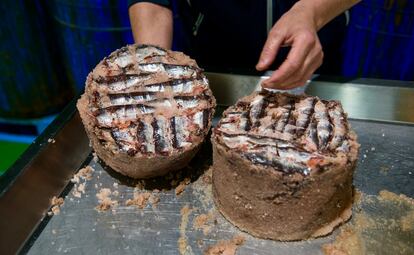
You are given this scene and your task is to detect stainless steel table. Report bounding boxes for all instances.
[1,74,413,255]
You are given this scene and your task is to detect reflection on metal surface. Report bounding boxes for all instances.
[306,81,414,124]
[206,72,259,106]
[207,72,414,124]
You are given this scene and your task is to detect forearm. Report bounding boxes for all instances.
[129,2,173,49]
[292,0,361,30]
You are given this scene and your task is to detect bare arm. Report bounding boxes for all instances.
[129,2,173,49]
[257,0,361,89]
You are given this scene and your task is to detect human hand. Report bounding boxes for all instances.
[256,4,323,90]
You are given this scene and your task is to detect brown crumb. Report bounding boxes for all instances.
[323,190,414,255]
[72,166,94,183]
[72,182,86,198]
[78,183,86,193]
[92,152,98,162]
[322,226,364,255]
[95,188,118,211]
[204,235,245,255]
[70,166,94,198]
[51,196,64,206]
[72,188,82,198]
[48,196,64,216]
[77,166,94,181]
[378,190,414,205]
[401,210,414,231]
[149,194,160,207]
[175,178,191,196]
[125,192,151,209]
[178,205,193,255]
[353,189,362,205]
[193,211,215,235]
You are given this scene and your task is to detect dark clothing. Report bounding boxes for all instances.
[128,0,346,75]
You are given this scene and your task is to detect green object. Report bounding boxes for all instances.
[0,140,30,175]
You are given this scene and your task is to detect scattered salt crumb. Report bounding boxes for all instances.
[204,235,245,255]
[78,183,86,194]
[371,147,375,151]
[111,224,116,229]
[92,228,96,232]
[363,154,367,158]
[113,183,119,188]
[193,212,215,235]
[71,166,94,183]
[125,192,151,209]
[92,152,98,162]
[95,188,118,211]
[72,185,82,198]
[78,166,94,180]
[52,229,57,234]
[48,138,56,143]
[71,175,79,184]
[409,172,412,175]
[175,178,191,196]
[149,194,160,207]
[48,196,64,216]
[382,133,385,137]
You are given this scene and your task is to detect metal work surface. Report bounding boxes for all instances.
[0,101,91,255]
[26,119,414,255]
[1,73,413,254]
[306,81,414,124]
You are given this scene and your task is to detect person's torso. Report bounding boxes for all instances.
[173,0,345,74]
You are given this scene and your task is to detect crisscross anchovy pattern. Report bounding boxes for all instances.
[214,91,351,175]
[86,45,215,157]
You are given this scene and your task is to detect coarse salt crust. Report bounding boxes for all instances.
[212,91,359,241]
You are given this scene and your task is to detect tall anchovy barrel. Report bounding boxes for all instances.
[342,0,414,80]
[51,0,134,92]
[0,1,74,118]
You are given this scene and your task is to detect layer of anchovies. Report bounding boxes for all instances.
[215,92,351,175]
[90,45,213,157]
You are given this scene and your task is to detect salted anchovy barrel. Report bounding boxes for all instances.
[212,91,359,241]
[77,45,215,178]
